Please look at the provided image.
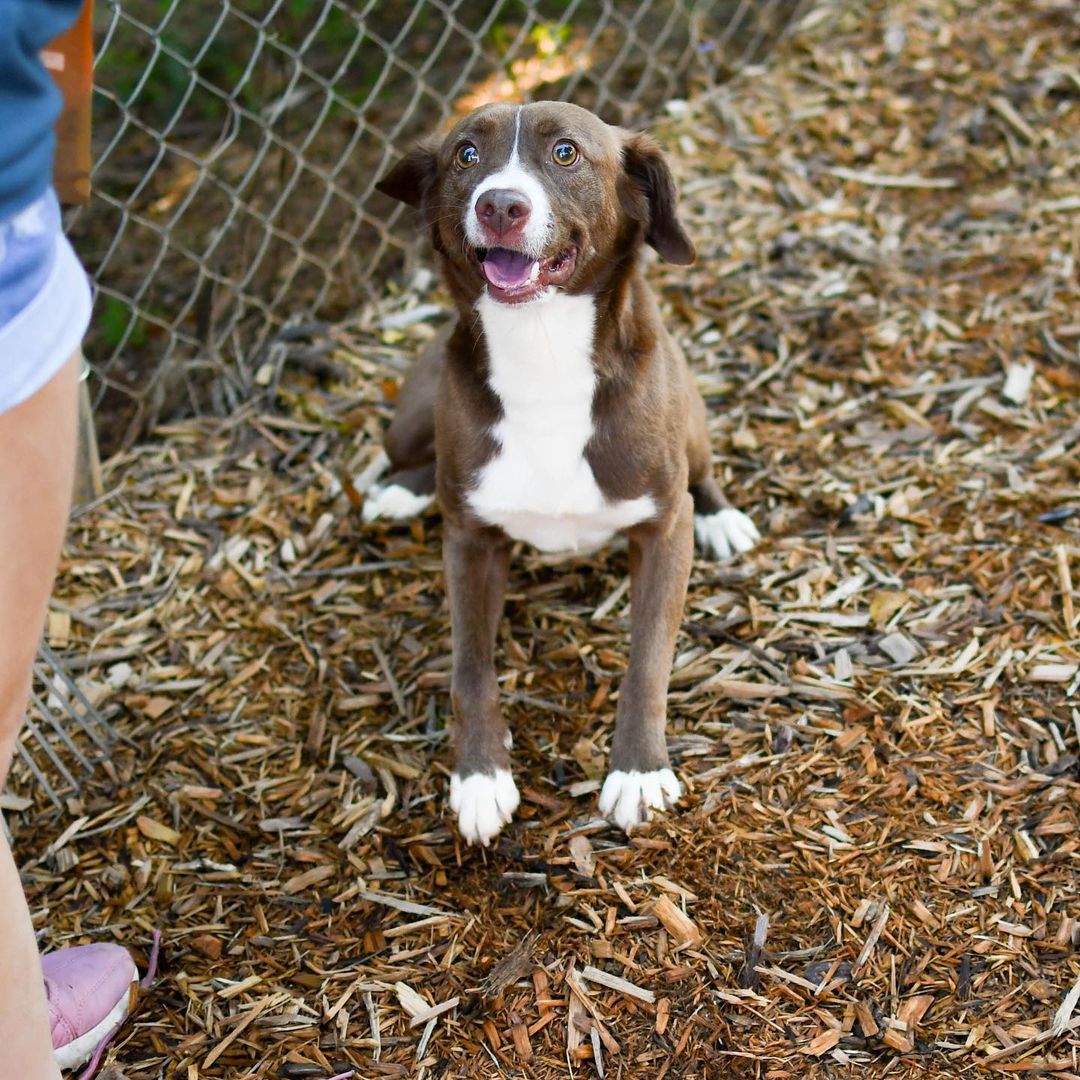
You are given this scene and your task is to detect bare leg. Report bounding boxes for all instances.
[443,523,519,845]
[0,352,80,1080]
[599,492,694,830]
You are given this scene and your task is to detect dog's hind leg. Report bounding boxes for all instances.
[685,377,759,560]
[363,323,447,522]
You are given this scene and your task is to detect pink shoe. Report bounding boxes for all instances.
[44,943,139,1072]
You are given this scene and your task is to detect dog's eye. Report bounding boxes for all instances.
[552,141,578,167]
[455,143,480,169]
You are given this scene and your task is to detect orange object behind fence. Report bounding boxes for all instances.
[41,0,94,205]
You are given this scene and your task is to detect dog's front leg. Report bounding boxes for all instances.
[444,523,519,846]
[600,493,694,831]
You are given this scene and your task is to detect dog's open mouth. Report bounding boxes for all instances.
[475,245,577,303]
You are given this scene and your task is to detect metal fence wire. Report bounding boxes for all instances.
[10,644,119,813]
[68,0,812,449]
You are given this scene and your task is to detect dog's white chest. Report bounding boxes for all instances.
[466,293,655,553]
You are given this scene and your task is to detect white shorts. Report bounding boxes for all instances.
[0,189,91,416]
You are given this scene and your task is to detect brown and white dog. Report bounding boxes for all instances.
[368,102,759,845]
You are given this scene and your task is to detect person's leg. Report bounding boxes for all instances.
[0,351,80,1080]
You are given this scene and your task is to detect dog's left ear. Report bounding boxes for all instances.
[375,138,440,211]
[619,133,695,266]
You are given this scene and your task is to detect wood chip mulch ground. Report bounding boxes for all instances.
[9,0,1080,1076]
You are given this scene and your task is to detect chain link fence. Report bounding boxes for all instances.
[69,0,813,449]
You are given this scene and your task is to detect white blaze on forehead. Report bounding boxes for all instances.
[465,105,553,258]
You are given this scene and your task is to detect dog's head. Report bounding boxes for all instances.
[376,101,695,307]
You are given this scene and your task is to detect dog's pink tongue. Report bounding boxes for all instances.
[482,248,537,290]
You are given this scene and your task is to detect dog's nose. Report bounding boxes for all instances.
[475,188,532,239]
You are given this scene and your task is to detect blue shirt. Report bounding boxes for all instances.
[0,0,83,224]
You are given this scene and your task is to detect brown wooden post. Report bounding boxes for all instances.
[43,1,101,504]
[74,362,103,504]
[43,0,94,204]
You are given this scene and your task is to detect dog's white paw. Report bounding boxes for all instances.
[449,769,520,846]
[598,768,681,832]
[695,508,760,561]
[362,482,435,523]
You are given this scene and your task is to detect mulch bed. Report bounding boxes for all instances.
[9,0,1080,1076]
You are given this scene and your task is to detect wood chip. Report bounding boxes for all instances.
[854,904,890,972]
[580,965,656,1004]
[408,996,459,1028]
[855,1000,879,1038]
[804,1027,842,1056]
[651,894,703,947]
[568,834,595,877]
[394,982,430,1019]
[1002,361,1034,404]
[136,815,181,846]
[878,633,920,664]
[826,166,957,189]
[203,996,281,1069]
[357,890,461,918]
[565,968,589,1055]
[510,1021,532,1061]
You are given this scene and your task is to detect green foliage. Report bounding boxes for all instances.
[529,20,571,58]
[486,10,572,75]
[100,295,148,350]
[97,0,360,127]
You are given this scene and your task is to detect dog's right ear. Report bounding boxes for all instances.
[375,139,439,211]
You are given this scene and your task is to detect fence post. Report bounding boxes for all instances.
[74,362,103,505]
[44,0,94,205]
